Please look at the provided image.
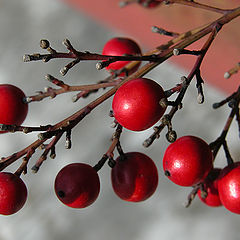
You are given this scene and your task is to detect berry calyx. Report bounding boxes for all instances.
[218,162,240,214]
[54,163,100,208]
[197,168,222,207]
[163,136,213,187]
[0,172,27,215]
[102,37,141,75]
[0,84,28,129]
[111,152,158,202]
[112,78,166,131]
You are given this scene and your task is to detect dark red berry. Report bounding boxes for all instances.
[197,168,222,207]
[218,162,240,214]
[0,84,28,129]
[163,136,213,186]
[139,0,161,8]
[55,163,100,208]
[112,78,166,131]
[111,152,158,202]
[0,172,27,215]
[102,37,141,74]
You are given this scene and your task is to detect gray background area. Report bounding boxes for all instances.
[0,0,239,239]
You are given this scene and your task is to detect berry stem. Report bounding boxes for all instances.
[185,184,202,208]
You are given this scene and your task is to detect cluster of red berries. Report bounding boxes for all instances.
[163,135,240,215]
[54,38,240,214]
[54,136,240,215]
[0,37,239,216]
[0,84,28,215]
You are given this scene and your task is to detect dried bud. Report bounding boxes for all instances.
[159,98,168,108]
[50,151,56,160]
[31,165,39,173]
[45,74,54,81]
[173,48,180,56]
[197,93,204,104]
[224,72,230,79]
[72,94,79,102]
[62,39,71,47]
[23,97,33,103]
[180,76,188,87]
[65,139,72,149]
[50,153,56,159]
[40,39,50,49]
[60,67,68,76]
[23,54,31,62]
[166,130,177,143]
[161,114,170,125]
[96,62,104,70]
[151,26,159,33]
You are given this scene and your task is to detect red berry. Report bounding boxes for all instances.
[0,172,27,215]
[54,163,100,208]
[102,37,141,74]
[163,136,213,187]
[197,168,222,207]
[0,84,28,129]
[111,152,158,202]
[112,78,166,131]
[218,162,240,214]
[139,0,161,8]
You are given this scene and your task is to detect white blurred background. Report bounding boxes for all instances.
[0,0,239,239]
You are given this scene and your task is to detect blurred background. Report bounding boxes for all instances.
[0,0,239,239]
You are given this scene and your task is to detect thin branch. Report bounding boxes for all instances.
[164,0,232,14]
[93,124,123,171]
[26,77,121,102]
[2,6,239,172]
[209,86,240,159]
[144,27,218,147]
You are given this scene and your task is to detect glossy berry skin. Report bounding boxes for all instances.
[55,163,100,208]
[163,136,213,187]
[0,84,28,127]
[102,37,141,74]
[111,152,158,202]
[112,78,166,131]
[218,162,240,214]
[0,172,27,215]
[197,168,222,207]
